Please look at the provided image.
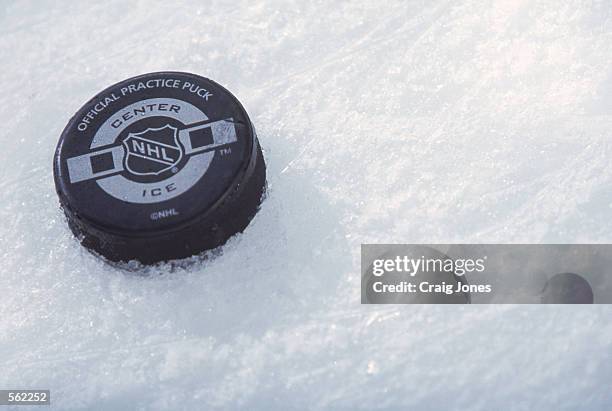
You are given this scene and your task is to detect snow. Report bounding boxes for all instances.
[1,0,611,409]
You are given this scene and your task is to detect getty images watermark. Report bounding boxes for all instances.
[361,244,612,304]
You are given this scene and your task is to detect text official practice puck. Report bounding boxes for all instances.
[53,72,266,265]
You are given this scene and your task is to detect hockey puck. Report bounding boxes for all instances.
[541,272,594,304]
[53,72,266,265]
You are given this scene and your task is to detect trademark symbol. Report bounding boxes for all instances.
[171,167,179,173]
[220,148,232,156]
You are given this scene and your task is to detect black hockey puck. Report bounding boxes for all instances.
[53,72,266,265]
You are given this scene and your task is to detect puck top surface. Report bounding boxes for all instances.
[54,72,254,234]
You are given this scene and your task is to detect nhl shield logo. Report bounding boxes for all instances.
[122,124,183,176]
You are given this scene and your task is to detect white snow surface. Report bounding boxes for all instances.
[1,0,612,409]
